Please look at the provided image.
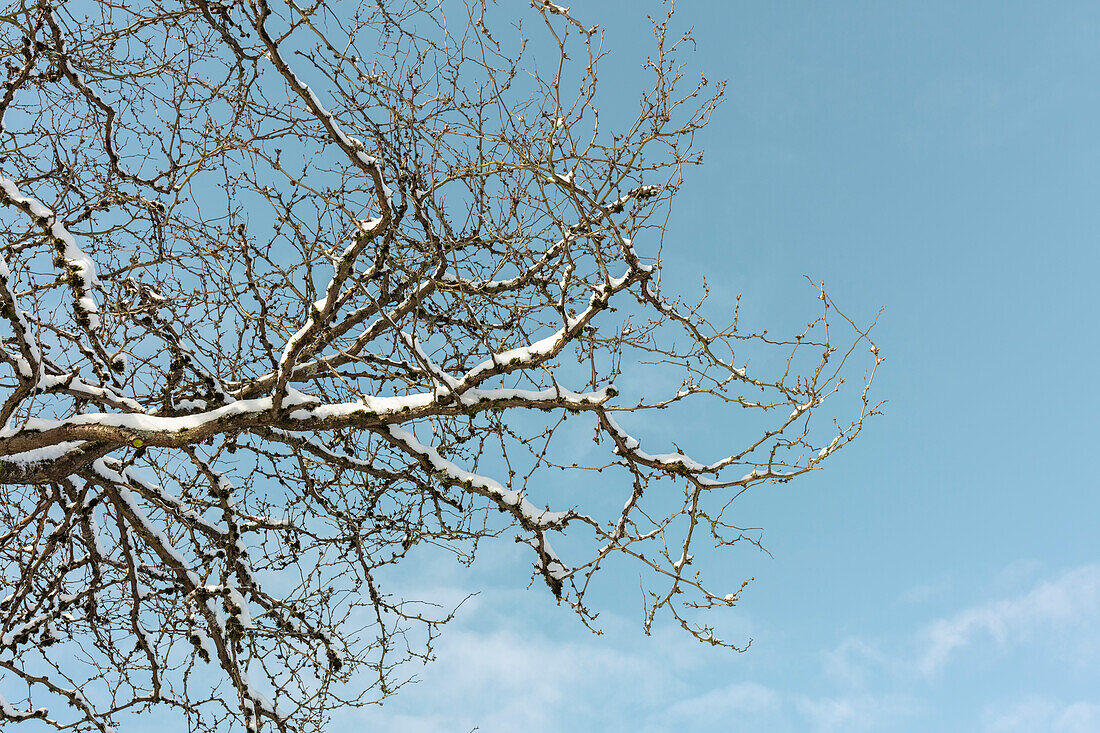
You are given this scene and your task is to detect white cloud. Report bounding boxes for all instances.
[793,693,916,733]
[350,616,914,733]
[899,580,948,605]
[984,697,1100,733]
[654,682,914,732]
[657,682,780,726]
[346,561,1100,732]
[919,564,1100,674]
[991,558,1045,591]
[820,637,898,689]
[348,626,690,732]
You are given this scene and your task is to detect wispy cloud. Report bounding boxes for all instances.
[353,621,917,732]
[983,696,1100,733]
[820,636,901,689]
[792,693,917,732]
[655,682,781,728]
[649,682,915,732]
[350,561,1100,731]
[918,564,1100,674]
[348,626,688,732]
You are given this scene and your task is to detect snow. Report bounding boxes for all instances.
[281,387,319,407]
[789,400,814,419]
[225,586,254,629]
[280,320,316,372]
[386,425,570,528]
[278,210,387,382]
[459,385,612,407]
[0,174,101,330]
[116,461,228,538]
[0,688,33,718]
[4,441,85,465]
[0,396,281,437]
[606,408,758,480]
[523,535,571,584]
[818,436,841,458]
[463,322,577,382]
[0,254,41,378]
[285,381,612,424]
[0,177,50,219]
[552,170,576,186]
[239,669,281,718]
[192,628,214,660]
[603,413,640,450]
[642,452,708,472]
[538,0,571,15]
[536,537,570,580]
[51,219,103,330]
[93,459,201,586]
[296,81,378,168]
[288,392,435,421]
[0,611,51,647]
[357,217,382,233]
[37,373,144,412]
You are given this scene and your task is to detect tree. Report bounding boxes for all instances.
[0,0,881,730]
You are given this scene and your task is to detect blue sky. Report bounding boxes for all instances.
[349,2,1100,731]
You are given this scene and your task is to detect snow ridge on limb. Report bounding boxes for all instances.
[0,384,618,465]
[0,688,46,723]
[36,372,144,413]
[382,424,579,597]
[0,175,100,332]
[0,252,42,427]
[458,267,646,390]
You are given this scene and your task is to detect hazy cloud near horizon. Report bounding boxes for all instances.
[350,560,1100,732]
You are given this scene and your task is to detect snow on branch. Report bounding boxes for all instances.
[0,175,100,331]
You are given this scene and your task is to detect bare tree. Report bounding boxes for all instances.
[0,0,881,730]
